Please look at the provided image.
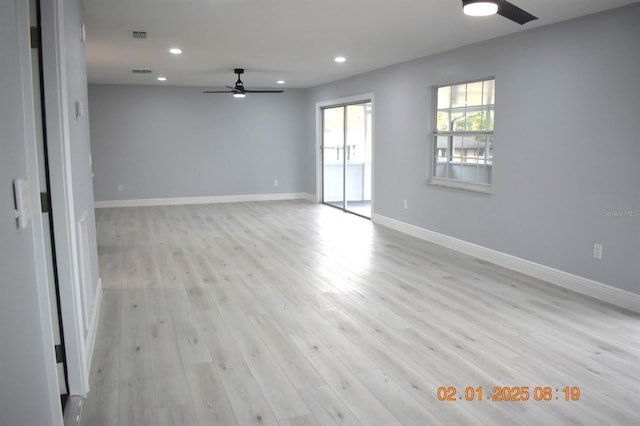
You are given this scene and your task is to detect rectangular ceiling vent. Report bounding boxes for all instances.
[132,31,147,39]
[131,69,152,74]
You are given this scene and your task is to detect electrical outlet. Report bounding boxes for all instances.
[403,199,408,209]
[117,184,123,192]
[593,243,603,260]
[274,179,279,187]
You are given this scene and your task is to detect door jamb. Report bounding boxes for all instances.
[40,0,90,395]
[16,0,64,423]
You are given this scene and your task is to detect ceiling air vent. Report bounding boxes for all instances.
[131,69,152,74]
[132,31,147,39]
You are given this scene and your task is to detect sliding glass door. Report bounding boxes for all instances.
[322,106,345,211]
[322,101,372,218]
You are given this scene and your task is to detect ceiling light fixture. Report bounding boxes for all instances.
[202,69,283,97]
[157,76,167,81]
[462,0,498,16]
[276,80,285,85]
[334,56,346,63]
[169,47,182,55]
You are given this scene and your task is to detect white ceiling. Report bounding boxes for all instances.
[82,0,638,89]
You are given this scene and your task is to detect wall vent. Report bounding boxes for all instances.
[132,31,147,39]
[131,69,152,74]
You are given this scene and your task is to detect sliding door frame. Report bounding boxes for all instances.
[315,93,374,216]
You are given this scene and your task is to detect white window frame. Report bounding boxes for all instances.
[430,78,495,194]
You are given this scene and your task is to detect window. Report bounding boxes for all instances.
[432,78,495,192]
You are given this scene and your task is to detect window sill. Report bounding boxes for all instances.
[428,177,492,194]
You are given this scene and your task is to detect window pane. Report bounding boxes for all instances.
[451,136,464,163]
[436,111,450,131]
[486,108,494,131]
[476,135,487,164]
[466,81,483,107]
[433,136,449,179]
[346,104,366,162]
[434,136,449,163]
[465,136,485,164]
[462,136,475,164]
[477,109,488,131]
[437,86,451,109]
[483,80,495,105]
[451,111,465,131]
[451,84,466,108]
[323,107,344,164]
[466,111,484,131]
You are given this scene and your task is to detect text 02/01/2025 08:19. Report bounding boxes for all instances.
[436,386,581,402]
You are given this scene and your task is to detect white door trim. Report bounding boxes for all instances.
[40,0,90,395]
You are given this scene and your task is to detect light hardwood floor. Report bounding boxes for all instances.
[83,200,640,425]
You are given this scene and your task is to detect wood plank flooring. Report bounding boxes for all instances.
[83,200,640,425]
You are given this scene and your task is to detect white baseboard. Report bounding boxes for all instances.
[302,192,319,202]
[372,213,640,313]
[95,192,314,208]
[85,276,102,373]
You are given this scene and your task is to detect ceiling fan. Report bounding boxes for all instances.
[462,0,537,25]
[203,68,284,98]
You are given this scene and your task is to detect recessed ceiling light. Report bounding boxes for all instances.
[276,80,285,84]
[169,48,182,55]
[334,56,346,63]
[157,77,167,81]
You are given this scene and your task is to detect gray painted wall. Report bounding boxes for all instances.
[88,5,639,295]
[306,4,640,294]
[89,86,308,201]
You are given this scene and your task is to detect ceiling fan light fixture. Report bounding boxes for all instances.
[463,0,499,17]
[203,68,284,96]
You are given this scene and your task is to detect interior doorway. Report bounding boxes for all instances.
[321,100,372,218]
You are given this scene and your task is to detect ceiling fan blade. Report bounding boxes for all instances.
[497,0,537,25]
[243,89,284,93]
[204,69,283,95]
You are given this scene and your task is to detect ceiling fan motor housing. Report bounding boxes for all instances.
[202,68,283,95]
